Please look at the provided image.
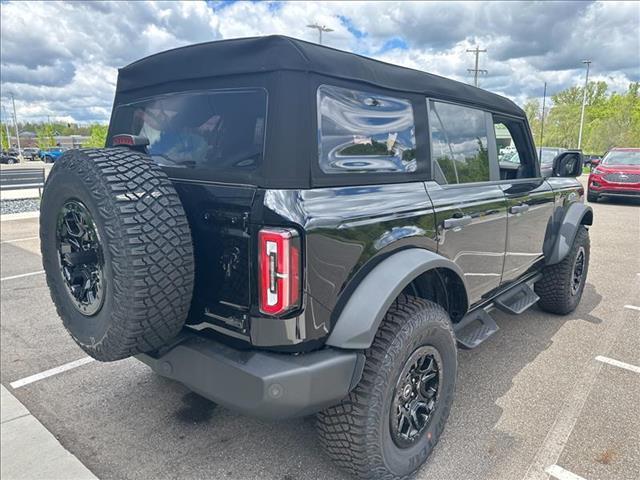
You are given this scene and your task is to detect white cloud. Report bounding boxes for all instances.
[1,0,638,124]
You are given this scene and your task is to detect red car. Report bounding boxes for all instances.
[587,147,640,202]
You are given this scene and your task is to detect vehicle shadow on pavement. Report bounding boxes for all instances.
[414,281,604,479]
[46,283,604,480]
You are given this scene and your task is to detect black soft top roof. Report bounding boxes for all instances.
[118,35,523,117]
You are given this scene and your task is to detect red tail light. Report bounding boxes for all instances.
[258,228,301,316]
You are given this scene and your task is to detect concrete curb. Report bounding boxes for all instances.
[1,385,97,480]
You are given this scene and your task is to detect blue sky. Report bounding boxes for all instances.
[1,0,638,124]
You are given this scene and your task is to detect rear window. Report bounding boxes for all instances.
[317,85,416,174]
[111,89,267,173]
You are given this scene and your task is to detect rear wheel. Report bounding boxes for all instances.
[317,295,457,480]
[40,148,195,361]
[535,226,590,315]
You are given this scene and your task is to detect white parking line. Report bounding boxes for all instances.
[546,465,587,480]
[522,309,624,480]
[623,305,640,312]
[1,236,39,244]
[10,357,95,389]
[0,270,45,282]
[595,355,640,374]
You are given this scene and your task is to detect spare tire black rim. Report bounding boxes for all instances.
[391,346,442,448]
[56,200,105,316]
[571,246,586,295]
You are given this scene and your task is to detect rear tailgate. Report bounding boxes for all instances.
[173,181,256,335]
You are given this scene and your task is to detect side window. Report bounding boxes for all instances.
[494,117,536,179]
[429,101,490,184]
[317,85,416,174]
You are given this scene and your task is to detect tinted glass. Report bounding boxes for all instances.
[429,101,490,184]
[317,85,416,174]
[111,89,267,172]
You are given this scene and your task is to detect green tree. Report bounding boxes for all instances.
[82,124,108,148]
[524,81,640,154]
[523,98,542,141]
[36,123,56,149]
[1,123,9,150]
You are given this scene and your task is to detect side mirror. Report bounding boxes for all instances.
[590,158,601,167]
[552,150,583,177]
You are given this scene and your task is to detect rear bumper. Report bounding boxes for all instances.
[137,333,364,419]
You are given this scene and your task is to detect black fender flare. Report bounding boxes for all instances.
[325,248,468,350]
[545,202,593,265]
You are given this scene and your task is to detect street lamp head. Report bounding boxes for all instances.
[582,59,592,65]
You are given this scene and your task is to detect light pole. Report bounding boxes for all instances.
[9,93,22,158]
[307,23,333,45]
[577,59,591,150]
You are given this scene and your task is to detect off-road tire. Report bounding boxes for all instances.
[317,295,457,480]
[40,148,194,361]
[587,190,598,203]
[535,226,590,315]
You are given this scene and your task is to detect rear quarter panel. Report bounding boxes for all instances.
[260,182,437,340]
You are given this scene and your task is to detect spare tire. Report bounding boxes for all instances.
[40,148,194,361]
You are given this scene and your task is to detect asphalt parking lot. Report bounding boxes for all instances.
[1,195,638,480]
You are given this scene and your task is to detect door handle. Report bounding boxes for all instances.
[510,204,530,214]
[443,215,472,230]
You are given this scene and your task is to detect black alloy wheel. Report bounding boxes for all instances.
[56,199,105,316]
[571,246,586,296]
[390,346,442,448]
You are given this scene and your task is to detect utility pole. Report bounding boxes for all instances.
[9,93,22,158]
[466,46,487,87]
[577,59,591,150]
[307,23,333,45]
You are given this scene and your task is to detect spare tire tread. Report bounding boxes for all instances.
[41,148,194,361]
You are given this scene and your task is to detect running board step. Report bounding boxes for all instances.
[454,309,499,349]
[494,283,539,315]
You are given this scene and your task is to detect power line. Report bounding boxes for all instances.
[307,23,333,45]
[466,46,487,87]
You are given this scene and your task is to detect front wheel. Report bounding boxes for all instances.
[317,295,457,480]
[587,190,598,203]
[535,226,590,315]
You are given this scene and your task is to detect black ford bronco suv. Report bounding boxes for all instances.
[40,36,592,479]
